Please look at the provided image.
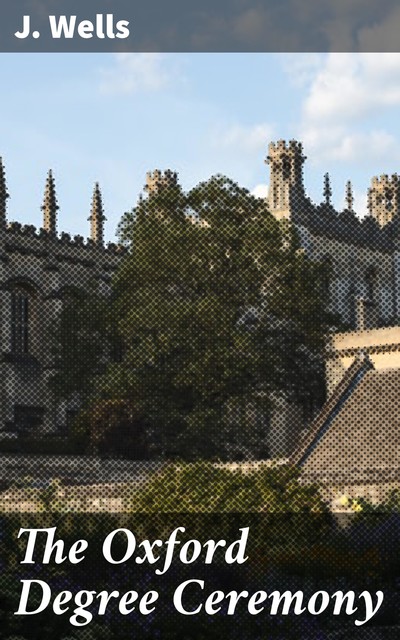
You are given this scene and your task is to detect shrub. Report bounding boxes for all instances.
[131,461,328,513]
[0,437,77,456]
[71,399,150,459]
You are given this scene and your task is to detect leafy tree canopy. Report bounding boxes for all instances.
[52,174,336,460]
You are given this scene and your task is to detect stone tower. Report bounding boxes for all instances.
[266,140,306,220]
[41,170,59,236]
[89,182,106,246]
[144,169,178,196]
[368,174,400,226]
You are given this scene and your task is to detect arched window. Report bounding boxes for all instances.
[11,290,30,354]
[282,155,291,180]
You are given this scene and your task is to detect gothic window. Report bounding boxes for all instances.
[385,189,393,210]
[282,155,291,180]
[11,290,30,354]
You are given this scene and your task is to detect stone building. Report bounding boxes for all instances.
[290,326,400,503]
[266,140,400,457]
[0,162,124,434]
[2,140,400,455]
[266,139,400,330]
[274,139,400,485]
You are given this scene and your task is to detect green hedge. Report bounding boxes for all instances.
[0,436,82,455]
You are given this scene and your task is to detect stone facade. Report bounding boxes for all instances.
[2,140,400,446]
[266,140,400,456]
[266,140,400,329]
[0,163,124,434]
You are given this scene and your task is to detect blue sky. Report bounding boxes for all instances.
[1,53,400,241]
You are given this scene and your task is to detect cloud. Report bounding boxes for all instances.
[357,5,400,51]
[351,189,369,218]
[212,123,275,154]
[280,53,324,88]
[252,184,269,199]
[301,127,399,165]
[285,53,400,165]
[231,7,275,46]
[99,53,174,95]
[189,2,313,51]
[303,54,400,126]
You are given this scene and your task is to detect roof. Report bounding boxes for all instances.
[290,355,400,484]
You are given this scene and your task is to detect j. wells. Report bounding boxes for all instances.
[15,14,130,39]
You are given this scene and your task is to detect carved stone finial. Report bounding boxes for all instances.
[0,157,10,225]
[345,180,354,212]
[89,182,106,245]
[323,172,332,206]
[41,169,59,236]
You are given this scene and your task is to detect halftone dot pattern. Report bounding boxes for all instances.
[0,141,400,638]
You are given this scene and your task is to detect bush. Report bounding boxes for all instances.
[0,437,77,456]
[71,399,150,459]
[131,461,328,513]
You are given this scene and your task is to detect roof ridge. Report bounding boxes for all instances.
[289,352,374,467]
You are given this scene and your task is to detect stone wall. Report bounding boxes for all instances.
[0,224,125,433]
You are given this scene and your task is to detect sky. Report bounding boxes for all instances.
[1,52,400,241]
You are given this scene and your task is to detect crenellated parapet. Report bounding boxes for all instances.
[267,139,305,155]
[144,169,178,195]
[0,157,130,264]
[4,222,127,254]
[265,139,400,252]
[368,173,400,227]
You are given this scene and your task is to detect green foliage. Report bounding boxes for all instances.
[71,399,149,459]
[53,174,335,460]
[0,437,79,456]
[49,285,113,401]
[130,462,327,513]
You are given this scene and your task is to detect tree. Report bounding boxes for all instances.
[49,285,113,402]
[72,398,150,459]
[97,175,333,459]
[131,461,328,514]
[52,174,334,460]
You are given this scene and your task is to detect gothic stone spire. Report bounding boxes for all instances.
[42,169,59,236]
[345,180,354,212]
[323,172,332,206]
[0,157,9,224]
[89,182,106,245]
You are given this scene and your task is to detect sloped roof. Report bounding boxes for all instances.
[290,196,398,251]
[290,356,400,484]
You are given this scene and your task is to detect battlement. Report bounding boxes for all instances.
[368,173,400,226]
[4,221,127,256]
[370,174,400,188]
[267,139,305,158]
[0,157,126,251]
[145,169,178,195]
